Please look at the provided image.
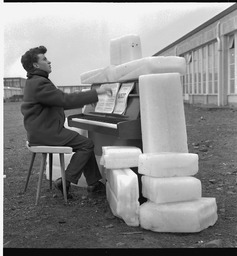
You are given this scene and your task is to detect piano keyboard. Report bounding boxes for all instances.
[71,118,118,129]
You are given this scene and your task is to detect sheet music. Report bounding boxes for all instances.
[113,82,134,115]
[95,83,120,113]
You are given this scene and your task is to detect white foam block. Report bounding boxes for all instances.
[80,67,105,84]
[120,34,142,65]
[81,65,116,84]
[110,38,121,66]
[106,169,139,226]
[110,34,142,66]
[101,146,136,166]
[101,146,142,168]
[142,176,202,204]
[138,152,198,177]
[116,56,186,81]
[139,73,188,153]
[80,56,186,84]
[139,198,218,233]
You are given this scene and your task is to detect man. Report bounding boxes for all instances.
[21,46,112,199]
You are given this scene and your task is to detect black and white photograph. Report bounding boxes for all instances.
[2,1,237,250]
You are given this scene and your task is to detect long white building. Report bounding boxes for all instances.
[153,3,237,107]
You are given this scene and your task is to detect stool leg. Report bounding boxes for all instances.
[59,153,67,204]
[35,153,47,205]
[49,153,53,189]
[24,152,36,192]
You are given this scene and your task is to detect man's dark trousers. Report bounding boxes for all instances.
[63,133,102,186]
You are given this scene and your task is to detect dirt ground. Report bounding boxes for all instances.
[3,101,237,250]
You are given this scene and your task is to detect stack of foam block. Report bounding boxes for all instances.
[137,73,218,232]
[100,146,142,227]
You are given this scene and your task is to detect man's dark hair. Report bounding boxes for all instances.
[21,46,47,72]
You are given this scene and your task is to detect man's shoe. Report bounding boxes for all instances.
[87,181,105,194]
[54,178,73,199]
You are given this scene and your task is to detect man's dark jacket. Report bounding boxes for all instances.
[21,69,98,146]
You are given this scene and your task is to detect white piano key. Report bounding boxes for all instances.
[71,118,117,129]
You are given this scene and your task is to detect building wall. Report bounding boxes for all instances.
[4,77,26,89]
[153,4,237,107]
[58,84,91,93]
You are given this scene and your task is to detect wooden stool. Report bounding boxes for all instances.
[24,141,73,205]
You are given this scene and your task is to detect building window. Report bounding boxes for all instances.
[185,54,189,94]
[208,44,213,94]
[187,53,192,94]
[198,48,202,94]
[213,42,218,94]
[202,47,206,94]
[13,79,19,88]
[193,50,198,94]
[228,35,235,94]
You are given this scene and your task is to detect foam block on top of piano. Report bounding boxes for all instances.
[115,56,186,82]
[101,146,142,168]
[139,198,218,233]
[80,56,186,84]
[110,34,142,66]
[139,73,188,153]
[142,176,202,204]
[138,152,198,177]
[80,67,105,84]
[106,170,139,226]
[81,65,116,84]
[110,37,121,66]
[120,34,142,65]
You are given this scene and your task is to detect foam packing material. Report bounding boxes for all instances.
[139,198,218,233]
[110,37,121,66]
[141,176,202,204]
[100,146,142,169]
[120,35,142,65]
[110,34,142,66]
[138,152,198,177]
[81,65,116,84]
[80,67,105,84]
[106,169,139,226]
[100,146,136,166]
[80,56,186,84]
[115,56,186,82]
[139,73,188,153]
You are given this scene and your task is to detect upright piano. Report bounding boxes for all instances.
[68,80,144,201]
[67,79,142,156]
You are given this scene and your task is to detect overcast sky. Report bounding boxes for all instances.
[2,2,235,86]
